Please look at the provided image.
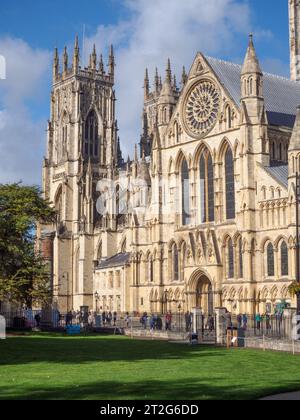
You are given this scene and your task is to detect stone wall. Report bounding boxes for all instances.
[244,337,300,354]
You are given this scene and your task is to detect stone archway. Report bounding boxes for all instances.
[188,271,215,315]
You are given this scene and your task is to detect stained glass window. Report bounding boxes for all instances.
[228,238,234,278]
[181,159,190,225]
[173,245,179,281]
[84,110,100,158]
[199,152,215,223]
[267,243,275,277]
[281,242,289,277]
[225,148,235,220]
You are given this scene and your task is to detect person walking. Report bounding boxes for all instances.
[107,312,113,326]
[237,314,242,329]
[113,311,117,327]
[165,312,172,331]
[34,313,41,328]
[255,313,262,331]
[125,312,130,328]
[266,313,271,332]
[242,314,248,330]
[102,311,106,326]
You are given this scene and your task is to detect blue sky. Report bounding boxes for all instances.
[0,0,293,184]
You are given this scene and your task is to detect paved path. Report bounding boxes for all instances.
[261,391,300,400]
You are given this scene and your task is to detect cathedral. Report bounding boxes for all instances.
[39,0,300,316]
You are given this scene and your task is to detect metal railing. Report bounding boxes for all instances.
[228,314,287,339]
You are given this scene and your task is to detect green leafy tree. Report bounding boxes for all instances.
[0,183,56,308]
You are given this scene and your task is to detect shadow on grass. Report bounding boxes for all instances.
[0,335,224,365]
[1,377,300,401]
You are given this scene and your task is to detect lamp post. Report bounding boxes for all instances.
[296,173,300,316]
[95,291,100,314]
[178,303,182,331]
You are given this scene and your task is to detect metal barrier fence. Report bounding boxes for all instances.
[0,310,289,340]
[229,314,287,339]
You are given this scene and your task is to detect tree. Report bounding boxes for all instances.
[0,183,56,308]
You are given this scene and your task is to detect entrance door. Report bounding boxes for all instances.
[195,275,214,315]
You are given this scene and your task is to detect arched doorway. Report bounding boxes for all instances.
[193,275,214,315]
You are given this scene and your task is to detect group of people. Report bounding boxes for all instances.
[139,312,177,331]
[229,312,284,332]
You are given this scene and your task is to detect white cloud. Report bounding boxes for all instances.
[0,1,273,184]
[0,37,51,184]
[86,0,259,157]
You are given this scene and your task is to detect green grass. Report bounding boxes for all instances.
[0,334,300,400]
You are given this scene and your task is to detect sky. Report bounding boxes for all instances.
[0,0,292,185]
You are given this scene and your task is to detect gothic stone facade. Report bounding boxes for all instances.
[39,4,300,315]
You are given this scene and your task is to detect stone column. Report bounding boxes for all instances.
[192,308,202,334]
[284,308,297,340]
[215,308,227,345]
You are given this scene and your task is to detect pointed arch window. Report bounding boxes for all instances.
[148,255,154,283]
[58,114,68,162]
[228,238,234,278]
[200,151,215,223]
[84,111,99,158]
[173,244,179,281]
[267,243,275,277]
[281,242,289,277]
[181,159,191,225]
[226,106,232,129]
[225,147,235,220]
[239,238,243,278]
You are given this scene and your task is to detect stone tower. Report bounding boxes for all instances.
[289,0,300,81]
[41,37,118,311]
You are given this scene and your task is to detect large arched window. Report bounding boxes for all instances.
[267,243,275,277]
[84,111,99,158]
[148,255,154,283]
[228,238,234,278]
[181,159,190,225]
[173,244,179,281]
[55,186,63,225]
[199,151,215,223]
[281,241,289,277]
[58,113,68,162]
[225,147,235,220]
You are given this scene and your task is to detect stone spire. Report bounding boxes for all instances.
[166,58,172,83]
[53,48,59,81]
[173,74,177,91]
[63,46,68,75]
[181,66,188,86]
[117,136,124,167]
[99,54,104,75]
[73,35,80,73]
[289,106,300,151]
[159,59,175,99]
[241,34,263,100]
[144,68,150,99]
[154,67,160,95]
[90,44,97,70]
[134,144,138,162]
[241,34,262,76]
[108,45,115,80]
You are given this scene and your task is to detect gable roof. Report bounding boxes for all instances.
[97,253,131,270]
[205,56,300,128]
[260,164,288,189]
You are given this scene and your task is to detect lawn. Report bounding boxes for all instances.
[0,334,300,400]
